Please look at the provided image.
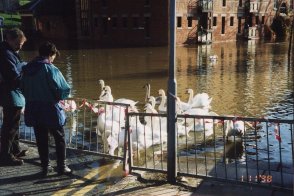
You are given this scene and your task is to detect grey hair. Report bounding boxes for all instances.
[4,28,26,41]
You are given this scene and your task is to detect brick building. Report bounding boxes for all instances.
[18,0,293,46]
[75,0,292,46]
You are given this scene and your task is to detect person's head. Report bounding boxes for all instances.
[5,28,27,52]
[38,41,60,63]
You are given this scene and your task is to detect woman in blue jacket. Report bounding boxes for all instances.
[21,41,72,176]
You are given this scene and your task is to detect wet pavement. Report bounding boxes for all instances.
[0,142,292,196]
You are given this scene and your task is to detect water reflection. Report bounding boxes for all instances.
[21,41,293,120]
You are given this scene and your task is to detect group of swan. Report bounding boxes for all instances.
[61,79,251,155]
[145,86,217,138]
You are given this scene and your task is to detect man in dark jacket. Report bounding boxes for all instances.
[21,41,72,176]
[0,28,27,166]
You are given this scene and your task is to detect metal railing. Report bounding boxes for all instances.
[1,99,293,190]
[126,112,294,190]
[0,98,130,161]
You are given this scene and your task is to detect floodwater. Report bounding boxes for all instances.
[14,40,293,187]
[21,40,293,120]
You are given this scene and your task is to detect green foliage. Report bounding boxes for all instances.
[0,13,21,27]
[20,0,31,6]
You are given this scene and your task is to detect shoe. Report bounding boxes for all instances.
[0,155,24,166]
[14,150,28,158]
[57,165,72,175]
[42,165,54,176]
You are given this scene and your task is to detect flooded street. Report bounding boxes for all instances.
[22,40,294,119]
[18,40,293,184]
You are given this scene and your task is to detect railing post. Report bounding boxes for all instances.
[167,0,177,183]
[123,106,132,174]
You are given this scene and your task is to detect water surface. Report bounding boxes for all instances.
[22,40,294,120]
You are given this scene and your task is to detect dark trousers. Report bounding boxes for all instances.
[34,125,66,168]
[0,106,22,157]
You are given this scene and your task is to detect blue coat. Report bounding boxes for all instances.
[21,57,71,128]
[0,42,26,107]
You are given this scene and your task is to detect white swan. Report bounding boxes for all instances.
[183,108,216,137]
[99,85,114,102]
[191,93,212,110]
[225,120,245,139]
[224,119,255,141]
[147,96,157,109]
[115,98,138,106]
[158,89,167,113]
[98,79,105,98]
[107,115,163,155]
[186,88,194,105]
[143,83,151,103]
[176,97,191,113]
[130,115,166,146]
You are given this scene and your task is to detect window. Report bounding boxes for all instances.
[132,16,139,29]
[187,16,192,28]
[213,17,217,26]
[177,17,182,28]
[112,17,117,28]
[223,0,226,7]
[122,17,128,28]
[239,0,242,7]
[261,16,265,24]
[256,16,259,25]
[221,16,225,34]
[80,0,89,36]
[230,16,234,26]
[238,17,241,33]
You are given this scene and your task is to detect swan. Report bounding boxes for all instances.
[97,112,122,137]
[99,85,114,102]
[130,115,165,144]
[158,89,167,113]
[186,88,194,105]
[225,120,245,139]
[191,93,212,110]
[143,103,162,131]
[107,129,126,156]
[183,108,215,136]
[183,89,212,110]
[99,85,139,112]
[176,97,191,113]
[115,98,138,106]
[107,115,160,155]
[147,96,157,109]
[98,79,105,98]
[224,119,255,141]
[143,83,151,103]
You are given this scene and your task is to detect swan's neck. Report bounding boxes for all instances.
[188,90,193,105]
[159,95,166,108]
[100,80,105,90]
[145,84,150,102]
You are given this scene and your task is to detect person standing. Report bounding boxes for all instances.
[0,28,27,166]
[21,41,72,176]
